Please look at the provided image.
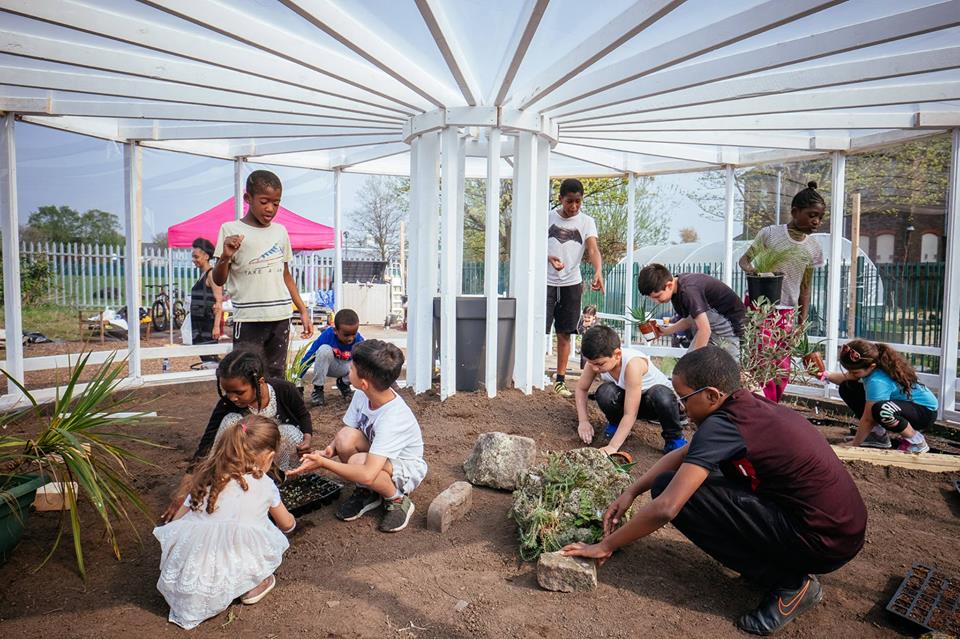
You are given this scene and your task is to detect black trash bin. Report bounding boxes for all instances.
[433,296,516,392]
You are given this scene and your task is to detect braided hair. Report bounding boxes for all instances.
[216,349,265,411]
[791,181,825,210]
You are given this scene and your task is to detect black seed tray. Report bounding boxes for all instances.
[280,474,343,517]
[886,563,960,635]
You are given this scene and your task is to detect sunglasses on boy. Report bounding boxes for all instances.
[678,386,711,404]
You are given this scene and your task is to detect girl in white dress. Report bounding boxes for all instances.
[154,415,295,629]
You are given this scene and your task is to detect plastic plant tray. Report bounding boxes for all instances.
[279,474,343,517]
[886,563,960,635]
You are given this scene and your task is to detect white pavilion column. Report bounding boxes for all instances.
[1,114,23,397]
[439,127,462,400]
[512,130,538,394]
[624,172,637,345]
[409,131,440,394]
[722,165,735,287]
[484,128,501,397]
[406,137,421,391]
[824,151,847,382]
[939,128,960,417]
[124,142,143,380]
[532,135,550,389]
[333,167,343,312]
[456,136,466,294]
[234,158,244,220]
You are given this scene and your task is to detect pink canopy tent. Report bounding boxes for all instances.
[167,196,335,250]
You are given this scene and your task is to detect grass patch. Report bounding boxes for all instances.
[0,302,84,342]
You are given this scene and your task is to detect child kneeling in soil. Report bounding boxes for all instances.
[562,346,866,636]
[160,349,312,522]
[575,325,687,454]
[824,339,937,453]
[289,339,426,533]
[155,416,296,629]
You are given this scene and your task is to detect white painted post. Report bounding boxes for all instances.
[512,130,537,394]
[333,167,343,312]
[439,127,462,400]
[774,169,782,225]
[456,135,466,295]
[625,172,636,346]
[484,128,501,398]
[0,113,23,398]
[940,128,960,417]
[406,137,420,391]
[167,247,174,344]
[124,142,143,379]
[411,131,441,394]
[532,135,550,389]
[723,165,735,287]
[824,151,846,383]
[234,158,244,220]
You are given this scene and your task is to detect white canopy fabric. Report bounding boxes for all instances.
[0,0,957,174]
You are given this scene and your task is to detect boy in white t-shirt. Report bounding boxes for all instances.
[289,339,426,533]
[574,325,687,455]
[547,178,604,399]
[213,170,314,379]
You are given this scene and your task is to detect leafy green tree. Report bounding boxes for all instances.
[27,205,81,243]
[78,209,124,245]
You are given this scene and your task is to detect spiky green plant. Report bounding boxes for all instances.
[749,244,805,274]
[626,304,651,325]
[285,340,314,383]
[0,351,161,578]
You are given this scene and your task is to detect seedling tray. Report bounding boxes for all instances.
[886,563,960,635]
[279,474,343,517]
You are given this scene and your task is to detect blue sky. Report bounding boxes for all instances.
[13,122,723,246]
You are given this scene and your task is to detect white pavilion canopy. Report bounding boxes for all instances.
[1,0,959,417]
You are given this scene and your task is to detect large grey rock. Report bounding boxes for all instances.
[537,551,597,592]
[463,432,537,490]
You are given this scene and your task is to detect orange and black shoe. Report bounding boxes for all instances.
[736,575,823,636]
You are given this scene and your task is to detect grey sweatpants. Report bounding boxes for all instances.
[689,309,741,359]
[312,344,351,389]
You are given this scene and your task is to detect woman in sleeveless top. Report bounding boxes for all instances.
[191,238,224,366]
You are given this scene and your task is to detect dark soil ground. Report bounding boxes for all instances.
[1,382,959,639]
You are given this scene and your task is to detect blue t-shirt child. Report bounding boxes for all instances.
[300,326,364,369]
[863,369,938,411]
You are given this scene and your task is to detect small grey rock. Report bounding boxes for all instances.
[537,551,597,592]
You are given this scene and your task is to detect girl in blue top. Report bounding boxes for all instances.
[824,339,938,453]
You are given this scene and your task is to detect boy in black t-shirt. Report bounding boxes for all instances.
[561,346,866,636]
[637,264,745,358]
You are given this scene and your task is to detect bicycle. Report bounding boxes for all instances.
[146,284,186,332]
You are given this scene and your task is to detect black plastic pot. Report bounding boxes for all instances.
[433,296,516,392]
[746,274,784,306]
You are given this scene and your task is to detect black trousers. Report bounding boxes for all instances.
[234,319,290,380]
[837,380,935,434]
[595,381,684,441]
[652,471,854,589]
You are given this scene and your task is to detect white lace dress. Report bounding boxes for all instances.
[153,474,290,629]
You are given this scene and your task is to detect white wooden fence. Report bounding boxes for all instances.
[18,241,336,309]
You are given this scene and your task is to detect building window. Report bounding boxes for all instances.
[858,235,870,258]
[876,234,895,264]
[920,233,939,262]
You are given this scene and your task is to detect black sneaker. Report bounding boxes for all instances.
[310,387,325,407]
[336,377,354,400]
[335,487,381,521]
[736,575,823,636]
[379,495,415,532]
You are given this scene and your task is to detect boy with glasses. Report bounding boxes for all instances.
[562,346,866,636]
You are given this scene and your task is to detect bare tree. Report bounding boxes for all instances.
[350,175,409,261]
[679,227,699,243]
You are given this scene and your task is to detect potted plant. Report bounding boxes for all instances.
[0,351,159,577]
[627,304,657,342]
[794,333,826,378]
[745,245,803,306]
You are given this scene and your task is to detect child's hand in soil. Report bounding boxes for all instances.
[599,444,619,456]
[602,491,636,536]
[296,433,312,452]
[560,541,613,566]
[548,256,564,271]
[287,451,327,476]
[577,421,594,444]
